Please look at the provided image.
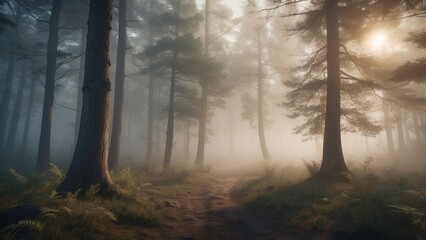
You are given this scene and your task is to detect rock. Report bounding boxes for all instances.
[0,204,42,227]
[165,200,180,208]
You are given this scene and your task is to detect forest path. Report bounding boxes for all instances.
[143,172,307,240]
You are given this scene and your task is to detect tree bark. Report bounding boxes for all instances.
[184,121,190,161]
[74,28,86,147]
[36,0,62,171]
[0,54,16,153]
[108,0,127,170]
[57,0,113,194]
[21,73,36,153]
[5,61,27,157]
[317,0,348,179]
[256,28,271,162]
[195,0,209,167]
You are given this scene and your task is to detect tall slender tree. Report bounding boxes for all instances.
[108,0,127,170]
[57,0,114,194]
[5,60,27,157]
[36,0,62,171]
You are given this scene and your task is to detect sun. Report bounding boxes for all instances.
[370,31,386,48]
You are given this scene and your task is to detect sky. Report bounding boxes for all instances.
[196,0,243,17]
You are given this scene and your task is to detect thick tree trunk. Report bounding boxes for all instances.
[108,0,127,170]
[396,107,405,150]
[317,0,348,179]
[74,28,86,147]
[256,29,271,162]
[0,54,16,152]
[5,61,27,157]
[36,0,61,171]
[194,0,210,167]
[57,0,114,194]
[21,75,36,153]
[383,98,395,153]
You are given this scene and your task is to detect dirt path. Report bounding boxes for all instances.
[150,174,287,240]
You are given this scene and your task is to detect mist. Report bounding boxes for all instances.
[0,0,425,239]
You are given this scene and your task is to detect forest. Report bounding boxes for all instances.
[0,0,425,239]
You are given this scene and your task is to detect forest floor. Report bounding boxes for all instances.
[95,170,326,240]
[1,159,425,240]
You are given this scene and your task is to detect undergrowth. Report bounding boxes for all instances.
[235,158,426,240]
[0,163,203,239]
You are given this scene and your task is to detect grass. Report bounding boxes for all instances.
[234,159,426,240]
[0,162,206,240]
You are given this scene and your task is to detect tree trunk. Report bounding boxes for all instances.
[146,22,155,162]
[57,0,114,194]
[21,74,36,153]
[229,99,234,157]
[414,111,422,147]
[184,121,190,161]
[317,0,348,180]
[0,54,16,153]
[395,107,405,150]
[383,98,395,154]
[74,28,86,147]
[108,0,127,170]
[163,0,181,170]
[36,0,62,171]
[194,0,210,168]
[256,28,271,162]
[5,61,27,157]
[163,52,177,170]
[195,84,208,167]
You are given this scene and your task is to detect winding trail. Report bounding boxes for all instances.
[150,174,287,240]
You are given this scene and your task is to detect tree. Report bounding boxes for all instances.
[36,0,62,171]
[4,60,27,157]
[144,0,203,170]
[108,0,127,170]
[57,0,114,194]
[194,0,233,167]
[271,0,396,179]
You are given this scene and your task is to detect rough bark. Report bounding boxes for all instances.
[317,0,348,180]
[108,0,127,170]
[0,54,16,152]
[74,28,86,147]
[36,0,62,171]
[194,0,209,167]
[21,74,36,153]
[5,61,27,156]
[256,28,271,162]
[57,0,113,194]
